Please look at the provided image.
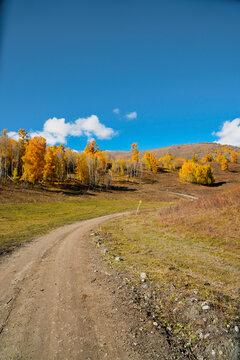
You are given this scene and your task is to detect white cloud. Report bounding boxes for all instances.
[213,118,240,146]
[113,108,120,115]
[126,111,137,120]
[8,115,116,146]
[8,131,19,141]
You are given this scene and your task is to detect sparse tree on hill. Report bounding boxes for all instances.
[192,154,198,163]
[179,161,215,185]
[221,156,229,171]
[231,151,237,164]
[131,143,139,162]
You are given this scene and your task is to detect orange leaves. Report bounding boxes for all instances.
[76,153,89,184]
[85,140,99,155]
[131,143,139,162]
[21,136,46,183]
[231,151,237,164]
[43,146,56,183]
[144,151,157,173]
[221,156,229,171]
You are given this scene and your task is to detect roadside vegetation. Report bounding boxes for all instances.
[0,198,166,255]
[99,187,240,359]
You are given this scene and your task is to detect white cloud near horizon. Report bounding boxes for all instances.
[113,108,120,115]
[8,115,116,146]
[213,118,240,146]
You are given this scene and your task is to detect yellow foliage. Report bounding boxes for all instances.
[201,153,213,163]
[179,161,215,185]
[221,156,229,171]
[12,168,19,181]
[145,152,157,173]
[192,154,198,163]
[231,151,237,164]
[76,153,89,183]
[85,140,99,155]
[131,143,139,162]
[21,136,46,184]
[43,146,56,183]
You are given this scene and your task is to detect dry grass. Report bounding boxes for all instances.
[157,187,240,254]
[99,188,240,356]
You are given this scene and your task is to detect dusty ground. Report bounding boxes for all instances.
[0,213,187,360]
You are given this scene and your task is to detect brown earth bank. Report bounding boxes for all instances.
[0,213,190,360]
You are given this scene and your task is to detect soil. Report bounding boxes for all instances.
[0,213,188,360]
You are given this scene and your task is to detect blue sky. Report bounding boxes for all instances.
[0,0,240,150]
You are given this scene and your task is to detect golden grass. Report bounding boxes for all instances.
[100,189,240,348]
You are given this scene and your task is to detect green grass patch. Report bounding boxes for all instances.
[0,199,164,254]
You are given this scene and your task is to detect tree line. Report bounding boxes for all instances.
[0,128,239,187]
[0,129,143,186]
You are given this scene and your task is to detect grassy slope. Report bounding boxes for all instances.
[100,189,240,355]
[0,198,166,254]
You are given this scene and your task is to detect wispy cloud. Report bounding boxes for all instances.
[8,115,116,146]
[212,118,240,146]
[126,111,137,120]
[113,108,120,115]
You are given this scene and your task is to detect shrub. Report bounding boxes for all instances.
[179,161,215,185]
[201,153,214,162]
[231,151,238,164]
[221,156,229,171]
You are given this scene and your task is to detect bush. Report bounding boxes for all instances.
[179,161,215,185]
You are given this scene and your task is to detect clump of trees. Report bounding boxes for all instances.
[179,162,215,185]
[144,152,157,173]
[0,129,144,187]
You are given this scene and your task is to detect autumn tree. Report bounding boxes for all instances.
[85,140,99,155]
[192,154,198,163]
[43,146,57,183]
[131,143,139,162]
[17,129,29,176]
[163,154,175,170]
[0,129,10,181]
[76,153,89,184]
[144,151,157,173]
[179,161,215,185]
[21,136,46,183]
[231,151,237,164]
[201,153,213,162]
[221,156,229,171]
[55,145,66,181]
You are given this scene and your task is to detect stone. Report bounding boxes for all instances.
[202,305,210,310]
[140,272,147,279]
[235,326,239,333]
[115,256,123,261]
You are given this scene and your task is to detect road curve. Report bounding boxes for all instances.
[0,212,140,360]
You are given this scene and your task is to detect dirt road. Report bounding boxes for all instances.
[0,213,184,360]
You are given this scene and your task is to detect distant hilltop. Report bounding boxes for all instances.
[108,142,240,160]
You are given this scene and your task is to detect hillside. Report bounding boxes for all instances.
[109,142,240,160]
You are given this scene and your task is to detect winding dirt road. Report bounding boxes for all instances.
[0,213,184,360]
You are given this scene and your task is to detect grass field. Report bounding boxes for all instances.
[99,188,240,357]
[0,198,168,254]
